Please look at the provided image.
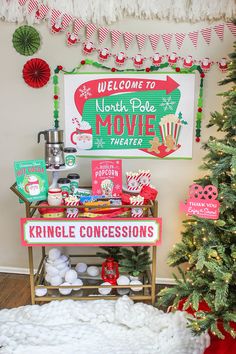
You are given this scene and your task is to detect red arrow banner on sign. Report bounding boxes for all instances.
[74,76,179,116]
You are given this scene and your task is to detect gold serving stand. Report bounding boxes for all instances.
[11,182,158,305]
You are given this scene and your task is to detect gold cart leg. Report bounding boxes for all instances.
[28,247,35,305]
[42,246,46,258]
[151,246,157,305]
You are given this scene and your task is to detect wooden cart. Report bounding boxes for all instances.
[11,182,159,305]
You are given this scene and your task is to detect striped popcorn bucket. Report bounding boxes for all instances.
[65,198,80,218]
[138,170,151,187]
[131,206,144,218]
[130,196,144,218]
[126,172,140,192]
[159,114,182,145]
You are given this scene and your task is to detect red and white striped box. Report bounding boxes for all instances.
[130,195,144,218]
[138,170,151,187]
[65,196,80,218]
[126,172,140,192]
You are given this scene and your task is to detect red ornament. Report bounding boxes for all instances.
[54,95,58,100]
[111,67,116,72]
[101,257,119,285]
[198,107,202,112]
[200,73,205,78]
[81,60,86,65]
[146,67,150,72]
[196,137,201,142]
[57,65,63,71]
[175,67,180,72]
[22,58,51,88]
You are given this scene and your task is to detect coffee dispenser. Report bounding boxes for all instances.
[38,129,65,169]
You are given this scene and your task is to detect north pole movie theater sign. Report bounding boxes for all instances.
[21,218,162,246]
[64,73,195,159]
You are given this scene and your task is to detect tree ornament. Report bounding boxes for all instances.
[146,67,151,72]
[12,25,40,56]
[115,51,127,66]
[151,53,163,66]
[111,67,116,72]
[22,58,51,88]
[198,107,202,112]
[183,55,194,68]
[83,41,94,55]
[175,67,180,72]
[218,58,228,72]
[132,54,145,68]
[168,52,178,65]
[200,58,213,72]
[66,32,79,46]
[98,48,111,61]
[81,60,86,65]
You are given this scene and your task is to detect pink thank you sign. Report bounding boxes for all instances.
[180,184,220,220]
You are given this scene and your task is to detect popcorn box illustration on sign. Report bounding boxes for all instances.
[92,160,122,197]
[14,160,48,202]
[180,184,220,220]
[64,73,195,159]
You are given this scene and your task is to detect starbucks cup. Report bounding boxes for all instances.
[67,173,80,196]
[57,178,71,198]
[64,147,77,168]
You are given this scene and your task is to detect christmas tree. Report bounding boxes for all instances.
[158,44,236,338]
[119,247,151,277]
[96,247,122,262]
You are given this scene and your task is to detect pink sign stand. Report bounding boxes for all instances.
[180,184,220,220]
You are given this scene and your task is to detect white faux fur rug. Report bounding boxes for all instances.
[0,296,210,354]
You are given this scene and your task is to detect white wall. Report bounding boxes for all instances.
[0,18,233,279]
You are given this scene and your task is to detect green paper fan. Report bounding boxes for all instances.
[12,25,41,56]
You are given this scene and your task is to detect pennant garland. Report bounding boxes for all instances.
[86,23,97,40]
[14,2,236,51]
[162,33,172,51]
[226,22,236,37]
[35,4,49,20]
[73,18,85,34]
[136,33,147,50]
[98,27,109,44]
[214,23,224,41]
[18,0,27,5]
[175,33,186,50]
[201,27,212,45]
[123,32,134,49]
[188,31,199,48]
[149,34,160,51]
[110,30,122,47]
[61,14,73,31]
[28,0,38,14]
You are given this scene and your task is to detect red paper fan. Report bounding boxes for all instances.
[22,58,51,88]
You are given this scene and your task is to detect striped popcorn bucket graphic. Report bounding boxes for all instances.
[130,196,144,218]
[159,114,182,146]
[138,170,151,187]
[126,172,140,192]
[65,197,80,218]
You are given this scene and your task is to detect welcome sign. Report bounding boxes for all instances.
[21,218,162,246]
[64,73,195,159]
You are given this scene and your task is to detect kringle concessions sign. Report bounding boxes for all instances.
[21,218,162,247]
[64,73,195,159]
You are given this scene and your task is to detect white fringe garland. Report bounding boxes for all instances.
[0,0,235,24]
